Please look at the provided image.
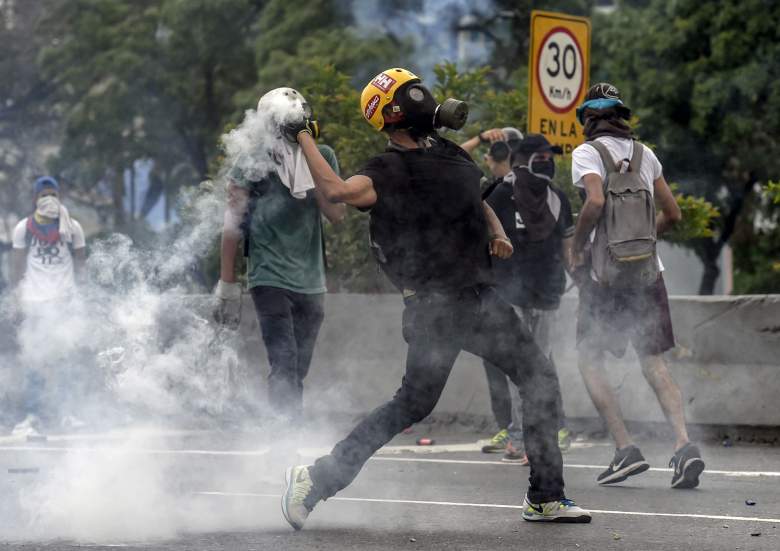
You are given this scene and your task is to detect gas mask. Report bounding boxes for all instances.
[393,83,468,137]
[36,195,61,219]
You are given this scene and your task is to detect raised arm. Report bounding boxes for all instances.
[297,133,377,208]
[313,188,346,224]
[460,128,506,154]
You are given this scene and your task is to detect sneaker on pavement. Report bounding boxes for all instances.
[558,428,572,453]
[669,442,705,489]
[502,442,529,465]
[522,494,592,523]
[282,465,319,530]
[597,445,650,485]
[11,415,43,438]
[481,429,509,453]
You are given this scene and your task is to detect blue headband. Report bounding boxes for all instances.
[34,176,59,195]
[576,98,623,125]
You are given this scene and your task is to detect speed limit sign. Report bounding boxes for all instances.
[528,11,591,154]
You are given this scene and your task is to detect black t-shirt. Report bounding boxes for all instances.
[485,179,574,309]
[359,138,493,292]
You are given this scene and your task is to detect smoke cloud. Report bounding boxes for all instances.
[0,89,318,542]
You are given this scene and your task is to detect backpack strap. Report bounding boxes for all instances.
[628,140,644,173]
[586,140,618,175]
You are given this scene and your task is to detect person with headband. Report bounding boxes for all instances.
[9,176,87,435]
[279,68,591,529]
[570,82,704,489]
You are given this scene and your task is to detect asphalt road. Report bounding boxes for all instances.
[0,428,777,550]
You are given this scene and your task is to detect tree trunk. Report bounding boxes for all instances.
[697,241,722,295]
[696,174,756,294]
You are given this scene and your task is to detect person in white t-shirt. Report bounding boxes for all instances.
[9,176,87,435]
[569,83,705,490]
[11,176,86,303]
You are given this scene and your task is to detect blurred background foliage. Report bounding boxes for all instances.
[0,0,777,293]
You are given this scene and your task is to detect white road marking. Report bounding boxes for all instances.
[0,445,778,479]
[370,456,780,478]
[194,491,780,524]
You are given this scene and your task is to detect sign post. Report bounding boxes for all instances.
[528,10,591,155]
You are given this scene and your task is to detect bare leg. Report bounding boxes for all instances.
[639,354,689,450]
[577,346,633,449]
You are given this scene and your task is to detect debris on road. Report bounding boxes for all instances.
[745,499,756,506]
[416,438,435,446]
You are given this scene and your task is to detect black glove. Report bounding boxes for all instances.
[282,118,320,143]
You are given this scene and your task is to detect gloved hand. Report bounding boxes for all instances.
[213,280,242,329]
[282,117,320,144]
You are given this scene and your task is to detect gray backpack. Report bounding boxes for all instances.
[588,140,658,288]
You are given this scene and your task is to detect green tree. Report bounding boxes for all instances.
[593,0,780,293]
[0,0,58,237]
[39,0,259,230]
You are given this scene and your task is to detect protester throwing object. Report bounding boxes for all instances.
[570,82,705,489]
[279,67,591,529]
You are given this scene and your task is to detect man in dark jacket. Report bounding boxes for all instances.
[480,133,575,464]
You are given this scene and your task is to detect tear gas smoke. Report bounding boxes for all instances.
[0,91,316,542]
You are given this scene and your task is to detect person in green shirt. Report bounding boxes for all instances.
[217,90,344,424]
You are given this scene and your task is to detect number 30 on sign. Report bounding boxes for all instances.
[528,11,591,154]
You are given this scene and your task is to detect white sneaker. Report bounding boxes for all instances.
[11,415,43,438]
[282,465,317,530]
[522,494,592,523]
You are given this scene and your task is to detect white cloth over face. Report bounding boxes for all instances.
[274,139,316,199]
[35,196,76,243]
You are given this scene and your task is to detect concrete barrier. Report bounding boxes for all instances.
[237,293,780,428]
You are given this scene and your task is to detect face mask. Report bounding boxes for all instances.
[517,152,556,182]
[36,195,61,219]
[395,83,469,137]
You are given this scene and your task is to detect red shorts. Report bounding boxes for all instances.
[576,274,675,358]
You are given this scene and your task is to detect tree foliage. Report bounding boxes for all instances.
[593,0,780,293]
[4,0,776,294]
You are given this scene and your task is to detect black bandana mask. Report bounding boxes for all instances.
[516,154,555,193]
[511,153,557,241]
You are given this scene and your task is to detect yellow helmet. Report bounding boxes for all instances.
[360,67,420,131]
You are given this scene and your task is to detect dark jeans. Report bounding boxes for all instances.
[484,307,567,439]
[250,286,325,422]
[310,285,565,504]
